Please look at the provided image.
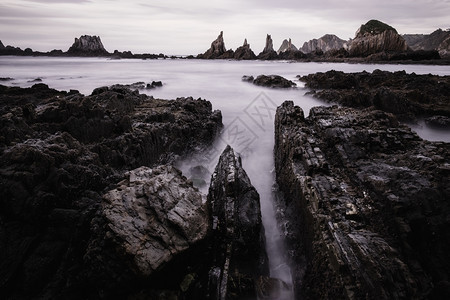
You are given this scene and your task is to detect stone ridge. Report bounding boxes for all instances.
[274,101,450,299]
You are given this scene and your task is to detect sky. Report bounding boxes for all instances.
[0,0,449,55]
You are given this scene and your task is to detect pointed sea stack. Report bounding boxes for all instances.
[67,35,109,56]
[234,38,257,60]
[257,34,278,60]
[301,34,347,53]
[348,20,408,57]
[0,40,4,49]
[197,31,234,59]
[277,38,298,54]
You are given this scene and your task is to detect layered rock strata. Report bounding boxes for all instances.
[274,102,450,299]
[299,69,450,122]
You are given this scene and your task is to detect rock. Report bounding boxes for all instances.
[348,20,409,57]
[301,34,348,53]
[403,29,450,54]
[241,75,254,82]
[0,83,222,299]
[252,75,296,88]
[425,115,450,128]
[67,35,109,56]
[233,39,257,60]
[277,38,298,54]
[274,101,450,299]
[257,34,278,60]
[0,40,4,49]
[100,165,208,276]
[299,69,450,121]
[207,145,269,299]
[197,31,234,59]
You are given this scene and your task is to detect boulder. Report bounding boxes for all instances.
[348,20,408,57]
[207,145,269,299]
[257,34,278,60]
[233,39,257,60]
[67,35,109,56]
[301,34,347,53]
[252,74,296,88]
[274,101,450,299]
[197,31,234,59]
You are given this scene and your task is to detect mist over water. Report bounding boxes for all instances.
[1,57,448,298]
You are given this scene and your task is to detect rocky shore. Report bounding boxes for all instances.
[299,69,450,124]
[274,102,450,299]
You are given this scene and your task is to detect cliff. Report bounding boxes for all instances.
[348,20,408,57]
[301,34,347,53]
[67,35,109,56]
[403,29,450,58]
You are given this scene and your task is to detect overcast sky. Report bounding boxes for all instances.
[1,0,449,55]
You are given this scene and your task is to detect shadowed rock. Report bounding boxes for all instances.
[258,34,278,60]
[252,74,296,88]
[234,39,257,60]
[197,31,234,59]
[277,38,298,54]
[301,34,347,53]
[67,35,109,56]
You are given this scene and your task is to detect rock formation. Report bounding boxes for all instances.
[0,40,4,49]
[207,145,269,299]
[197,31,234,59]
[248,74,297,88]
[301,34,347,53]
[67,35,109,56]
[257,34,278,60]
[403,29,450,51]
[348,20,408,57]
[275,101,450,299]
[277,38,298,54]
[0,83,222,298]
[299,69,450,122]
[233,38,257,60]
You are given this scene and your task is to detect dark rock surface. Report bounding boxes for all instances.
[277,38,298,54]
[275,101,450,299]
[233,39,257,60]
[299,69,450,121]
[403,29,450,57]
[207,145,269,299]
[251,74,296,88]
[0,40,4,49]
[0,83,222,298]
[197,31,234,59]
[348,20,409,57]
[257,34,278,60]
[67,35,109,56]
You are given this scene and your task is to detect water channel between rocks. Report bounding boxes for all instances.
[1,57,448,299]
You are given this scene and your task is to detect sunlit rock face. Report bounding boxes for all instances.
[348,20,408,57]
[67,35,109,56]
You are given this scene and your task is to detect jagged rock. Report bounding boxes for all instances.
[241,75,254,82]
[301,34,347,53]
[67,35,109,56]
[403,29,450,53]
[233,39,257,60]
[0,84,222,299]
[0,40,4,49]
[299,69,450,121]
[197,31,234,59]
[438,35,450,58]
[425,115,450,128]
[257,34,278,60]
[100,165,208,276]
[207,145,269,299]
[275,101,450,299]
[348,20,408,57]
[252,75,296,88]
[277,38,298,54]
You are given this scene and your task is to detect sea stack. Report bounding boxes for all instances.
[0,40,4,49]
[277,38,298,54]
[67,35,109,56]
[348,20,408,57]
[258,34,278,60]
[197,31,234,59]
[234,38,257,60]
[301,34,347,53]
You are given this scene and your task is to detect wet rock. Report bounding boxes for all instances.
[67,35,109,56]
[425,115,450,128]
[299,69,450,121]
[252,75,296,88]
[207,145,269,299]
[274,101,450,299]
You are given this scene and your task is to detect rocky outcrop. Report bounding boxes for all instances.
[301,34,347,53]
[207,145,269,299]
[348,20,408,57]
[67,35,109,56]
[277,38,298,54]
[275,101,450,299]
[0,40,4,49]
[403,29,450,52]
[257,34,278,60]
[248,74,297,88]
[299,69,450,122]
[0,83,222,298]
[197,31,234,59]
[233,39,257,60]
